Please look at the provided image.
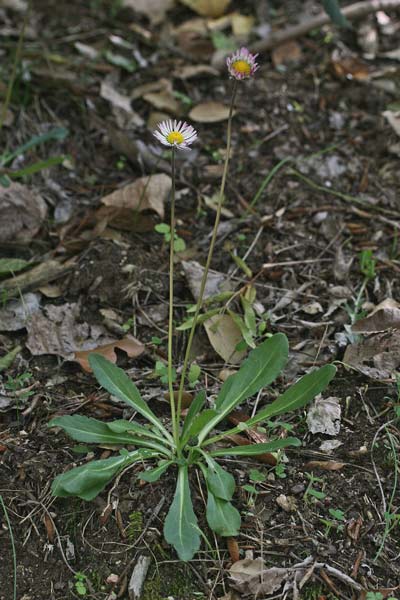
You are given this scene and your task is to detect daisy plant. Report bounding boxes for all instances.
[49,49,336,561]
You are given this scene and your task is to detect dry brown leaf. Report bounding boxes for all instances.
[75,337,144,372]
[331,51,370,81]
[227,537,240,563]
[0,293,41,332]
[44,513,55,543]
[101,173,171,220]
[204,314,246,364]
[229,558,293,596]
[343,330,400,380]
[383,110,400,137]
[231,13,254,37]
[143,89,181,114]
[25,302,141,365]
[0,104,14,127]
[179,0,230,18]
[182,260,231,301]
[100,80,132,112]
[307,396,341,436]
[0,182,47,243]
[174,64,218,79]
[304,460,346,471]
[189,101,233,123]
[122,0,175,24]
[272,40,302,67]
[352,305,400,333]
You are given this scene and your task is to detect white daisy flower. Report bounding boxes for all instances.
[227,47,259,80]
[153,120,197,149]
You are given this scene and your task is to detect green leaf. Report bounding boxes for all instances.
[88,354,172,441]
[8,155,66,179]
[188,363,201,385]
[181,409,218,447]
[241,296,257,337]
[322,0,350,28]
[49,415,170,455]
[205,458,235,501]
[1,127,68,167]
[206,491,241,537]
[104,50,137,72]
[177,308,220,331]
[228,310,255,348]
[245,364,337,428]
[198,334,289,443]
[164,465,201,561]
[209,437,301,458]
[106,419,170,445]
[155,223,170,234]
[0,344,22,372]
[181,390,206,438]
[52,450,156,500]
[0,259,29,275]
[174,237,186,252]
[139,460,173,482]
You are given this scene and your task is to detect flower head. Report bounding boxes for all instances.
[153,120,197,149]
[227,47,259,80]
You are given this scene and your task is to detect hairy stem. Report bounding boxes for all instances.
[177,80,238,438]
[168,148,179,448]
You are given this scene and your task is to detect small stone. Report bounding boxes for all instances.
[276,494,297,512]
[291,484,305,495]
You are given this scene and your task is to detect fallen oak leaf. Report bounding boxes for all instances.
[75,336,145,372]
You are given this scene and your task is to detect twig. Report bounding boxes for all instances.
[214,0,400,67]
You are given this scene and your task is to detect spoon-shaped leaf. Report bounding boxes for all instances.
[51,449,157,501]
[206,490,241,537]
[164,465,201,561]
[209,437,301,457]
[89,354,172,442]
[49,415,170,455]
[198,333,289,443]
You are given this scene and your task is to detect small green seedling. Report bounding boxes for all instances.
[304,473,326,502]
[319,508,345,536]
[5,371,34,400]
[242,468,266,507]
[74,572,88,597]
[155,360,176,385]
[188,364,201,388]
[155,223,186,253]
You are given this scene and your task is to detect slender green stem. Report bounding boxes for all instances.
[176,80,238,439]
[0,494,17,600]
[0,1,30,135]
[168,147,179,448]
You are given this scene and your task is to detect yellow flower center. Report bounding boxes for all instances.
[166,131,185,145]
[232,59,251,75]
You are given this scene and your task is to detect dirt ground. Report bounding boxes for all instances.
[1,0,400,598]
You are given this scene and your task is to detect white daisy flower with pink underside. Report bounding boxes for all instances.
[227,47,259,80]
[153,120,197,149]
